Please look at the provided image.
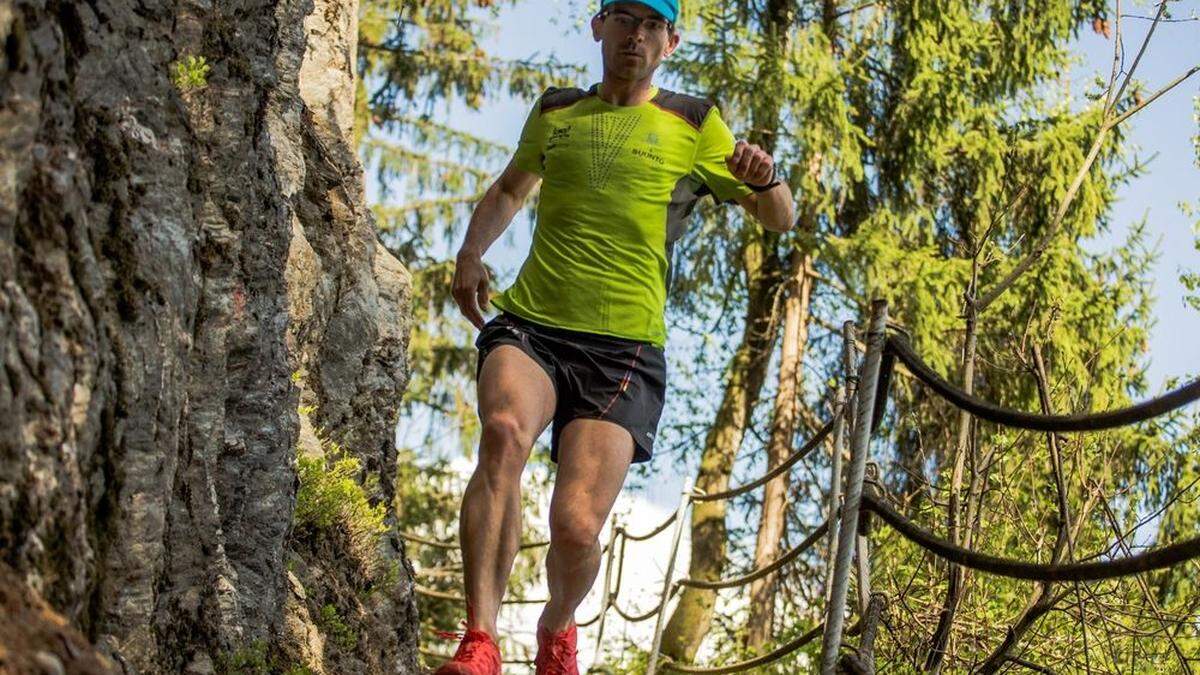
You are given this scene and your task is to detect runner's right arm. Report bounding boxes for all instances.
[455,93,550,328]
[453,160,541,329]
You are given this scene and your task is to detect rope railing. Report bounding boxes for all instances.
[689,410,840,503]
[820,300,889,674]
[641,332,860,673]
[646,486,693,675]
[813,305,1200,671]
[611,533,629,604]
[861,490,1200,582]
[415,299,823,671]
[414,346,850,675]
[678,520,829,590]
[590,514,622,664]
[612,588,676,623]
[886,335,1200,432]
[577,610,604,628]
[658,623,824,674]
[621,511,680,541]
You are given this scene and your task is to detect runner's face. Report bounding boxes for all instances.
[591,2,680,81]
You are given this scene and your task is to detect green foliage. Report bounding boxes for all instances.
[289,415,403,666]
[171,54,210,91]
[595,639,651,674]
[295,436,390,583]
[318,603,359,652]
[357,0,583,256]
[1182,218,1200,312]
[215,640,269,675]
[215,639,314,675]
[1181,99,1200,309]
[358,0,1198,668]
[394,260,496,455]
[296,444,386,536]
[358,0,585,113]
[1193,93,1200,162]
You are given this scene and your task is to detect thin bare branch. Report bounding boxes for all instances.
[1107,0,1166,114]
[1107,65,1200,129]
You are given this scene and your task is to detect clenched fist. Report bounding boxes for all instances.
[725,140,775,187]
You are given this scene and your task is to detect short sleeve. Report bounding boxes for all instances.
[690,107,754,204]
[511,95,546,176]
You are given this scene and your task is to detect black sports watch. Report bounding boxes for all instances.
[745,164,781,192]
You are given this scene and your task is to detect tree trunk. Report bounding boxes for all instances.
[660,230,783,662]
[744,250,811,649]
[0,0,416,672]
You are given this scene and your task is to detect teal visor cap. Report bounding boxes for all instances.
[601,0,678,24]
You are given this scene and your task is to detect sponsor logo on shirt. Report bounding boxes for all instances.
[632,147,665,165]
[548,125,571,149]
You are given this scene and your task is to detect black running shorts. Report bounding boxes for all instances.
[474,311,667,464]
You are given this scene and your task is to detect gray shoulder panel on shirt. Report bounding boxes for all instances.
[540,86,590,113]
[649,88,714,131]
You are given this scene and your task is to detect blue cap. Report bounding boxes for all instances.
[601,0,678,24]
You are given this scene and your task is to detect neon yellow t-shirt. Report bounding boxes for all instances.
[491,83,754,347]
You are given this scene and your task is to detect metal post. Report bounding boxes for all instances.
[856,462,880,614]
[825,320,857,601]
[590,515,621,669]
[646,480,693,675]
[819,300,888,674]
[856,462,882,622]
[856,516,873,614]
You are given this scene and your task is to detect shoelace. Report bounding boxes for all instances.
[434,620,468,642]
[436,622,497,663]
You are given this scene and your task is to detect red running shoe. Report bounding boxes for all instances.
[433,626,501,675]
[534,622,579,675]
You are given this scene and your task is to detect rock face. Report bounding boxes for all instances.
[0,0,416,671]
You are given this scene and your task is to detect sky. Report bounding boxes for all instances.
[400,2,1199,669]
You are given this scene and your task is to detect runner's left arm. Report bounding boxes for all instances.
[691,108,794,233]
[731,185,794,233]
[726,140,794,233]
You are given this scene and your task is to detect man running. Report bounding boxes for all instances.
[435,1,794,672]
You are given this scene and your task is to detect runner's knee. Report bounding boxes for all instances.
[478,413,534,477]
[549,509,603,552]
